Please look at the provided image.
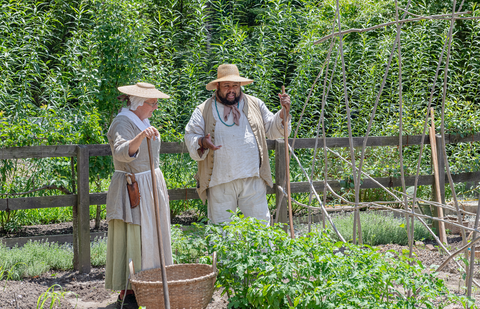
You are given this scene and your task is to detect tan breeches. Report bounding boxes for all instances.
[207,176,270,225]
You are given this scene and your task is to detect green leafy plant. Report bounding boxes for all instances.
[1,262,26,290]
[205,215,473,308]
[36,284,76,309]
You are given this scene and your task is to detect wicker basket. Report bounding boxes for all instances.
[129,261,217,309]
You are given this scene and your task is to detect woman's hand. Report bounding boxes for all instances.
[129,126,159,156]
[142,126,160,140]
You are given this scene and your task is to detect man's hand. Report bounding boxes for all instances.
[197,133,221,156]
[201,133,222,150]
[278,93,291,125]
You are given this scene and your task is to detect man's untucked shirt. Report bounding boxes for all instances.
[185,95,291,188]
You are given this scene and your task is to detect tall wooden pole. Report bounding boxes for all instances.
[282,86,295,239]
[147,138,170,309]
[429,108,447,244]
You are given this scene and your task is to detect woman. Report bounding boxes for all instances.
[105,82,173,309]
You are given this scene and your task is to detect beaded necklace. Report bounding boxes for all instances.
[214,96,239,127]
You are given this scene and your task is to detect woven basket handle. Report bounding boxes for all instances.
[129,258,135,278]
[212,252,217,273]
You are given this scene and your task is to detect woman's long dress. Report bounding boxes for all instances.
[105,110,173,290]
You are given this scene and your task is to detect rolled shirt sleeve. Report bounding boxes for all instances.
[185,107,210,161]
[108,119,140,163]
[257,98,292,140]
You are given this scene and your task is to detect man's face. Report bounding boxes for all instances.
[216,82,241,105]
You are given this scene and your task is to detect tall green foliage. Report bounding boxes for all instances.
[0,0,479,219]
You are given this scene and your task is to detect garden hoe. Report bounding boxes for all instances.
[147,138,170,309]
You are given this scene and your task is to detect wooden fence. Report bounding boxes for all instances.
[1,133,480,273]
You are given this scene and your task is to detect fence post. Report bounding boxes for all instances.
[275,140,288,231]
[432,135,446,234]
[74,145,91,273]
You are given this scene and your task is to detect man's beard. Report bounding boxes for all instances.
[217,89,242,106]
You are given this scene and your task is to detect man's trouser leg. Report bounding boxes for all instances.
[207,177,270,226]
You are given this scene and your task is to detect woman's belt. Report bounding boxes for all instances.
[115,169,157,175]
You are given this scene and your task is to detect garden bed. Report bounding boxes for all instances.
[2,213,480,308]
[1,242,478,308]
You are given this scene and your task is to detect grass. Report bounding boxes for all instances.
[0,238,107,280]
[36,284,75,309]
[313,211,434,246]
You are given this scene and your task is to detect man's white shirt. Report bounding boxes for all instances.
[185,95,291,188]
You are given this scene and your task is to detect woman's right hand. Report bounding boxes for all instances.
[142,126,159,140]
[129,126,160,156]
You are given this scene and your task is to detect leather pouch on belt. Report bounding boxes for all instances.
[126,173,140,208]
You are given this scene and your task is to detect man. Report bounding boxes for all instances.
[185,63,291,225]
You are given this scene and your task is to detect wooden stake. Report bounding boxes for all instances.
[429,108,447,244]
[147,138,170,309]
[282,86,295,239]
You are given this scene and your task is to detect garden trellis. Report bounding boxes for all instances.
[277,0,480,298]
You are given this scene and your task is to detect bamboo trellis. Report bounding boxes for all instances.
[277,0,480,299]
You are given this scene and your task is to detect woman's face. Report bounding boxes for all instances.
[135,98,158,120]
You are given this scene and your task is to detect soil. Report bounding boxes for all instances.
[2,220,480,308]
[0,267,228,309]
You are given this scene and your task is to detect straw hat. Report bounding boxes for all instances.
[118,82,170,99]
[206,64,254,91]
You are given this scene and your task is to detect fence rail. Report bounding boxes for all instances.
[1,133,480,273]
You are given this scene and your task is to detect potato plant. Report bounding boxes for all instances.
[205,215,475,308]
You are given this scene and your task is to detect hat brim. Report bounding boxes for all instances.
[206,75,254,91]
[118,85,170,99]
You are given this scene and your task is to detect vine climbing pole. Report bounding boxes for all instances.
[277,0,480,299]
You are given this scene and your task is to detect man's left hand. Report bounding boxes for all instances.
[278,93,291,123]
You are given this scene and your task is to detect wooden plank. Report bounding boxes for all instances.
[1,232,108,248]
[87,142,191,157]
[75,145,91,273]
[446,133,480,144]
[451,171,480,183]
[289,175,435,193]
[86,144,111,157]
[267,139,275,150]
[2,195,77,211]
[168,188,199,200]
[1,134,479,160]
[285,134,480,149]
[1,172,479,209]
[160,142,189,154]
[0,145,77,160]
[286,136,434,149]
[90,193,106,205]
